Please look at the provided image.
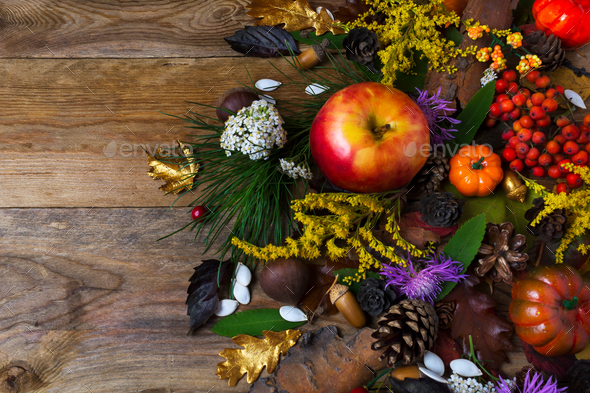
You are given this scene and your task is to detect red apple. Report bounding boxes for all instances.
[310,82,430,193]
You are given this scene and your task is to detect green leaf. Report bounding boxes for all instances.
[290,31,345,49]
[446,82,496,151]
[437,214,487,301]
[334,268,381,294]
[393,50,429,93]
[211,308,306,337]
[445,26,463,47]
[445,183,541,248]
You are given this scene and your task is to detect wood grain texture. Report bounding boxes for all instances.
[0,208,357,393]
[0,0,345,59]
[0,57,321,208]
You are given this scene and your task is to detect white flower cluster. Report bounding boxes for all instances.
[481,68,498,87]
[221,100,286,161]
[279,159,312,180]
[448,374,515,393]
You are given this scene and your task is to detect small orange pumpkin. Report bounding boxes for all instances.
[449,145,504,197]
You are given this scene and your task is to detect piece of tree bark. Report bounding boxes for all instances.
[424,0,519,107]
[249,326,386,393]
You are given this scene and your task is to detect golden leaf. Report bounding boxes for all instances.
[216,329,301,386]
[522,67,590,103]
[146,141,198,194]
[246,0,345,36]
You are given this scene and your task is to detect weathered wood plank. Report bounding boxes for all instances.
[0,57,323,208]
[0,0,345,59]
[0,207,359,393]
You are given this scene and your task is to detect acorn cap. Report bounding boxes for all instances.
[329,284,349,304]
[311,44,326,61]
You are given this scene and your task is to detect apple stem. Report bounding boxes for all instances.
[563,296,578,310]
[373,123,391,138]
[472,157,485,170]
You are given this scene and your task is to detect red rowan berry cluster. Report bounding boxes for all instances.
[486,69,590,193]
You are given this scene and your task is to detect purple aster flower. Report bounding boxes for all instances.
[497,372,566,393]
[380,252,467,304]
[413,87,461,146]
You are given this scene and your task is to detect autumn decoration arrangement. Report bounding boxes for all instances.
[142,0,590,391]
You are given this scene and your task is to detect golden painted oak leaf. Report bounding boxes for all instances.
[216,329,301,386]
[146,141,198,194]
[246,0,345,36]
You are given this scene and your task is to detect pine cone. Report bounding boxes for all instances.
[434,301,455,330]
[416,150,450,192]
[525,197,567,243]
[515,366,550,391]
[342,27,379,66]
[419,192,462,228]
[475,222,529,283]
[524,30,566,72]
[357,277,397,316]
[371,299,438,368]
[568,360,590,393]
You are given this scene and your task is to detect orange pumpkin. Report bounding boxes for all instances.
[533,0,590,49]
[510,265,590,356]
[449,145,504,197]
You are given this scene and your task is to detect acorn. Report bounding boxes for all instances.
[296,44,326,70]
[330,284,366,328]
[215,87,259,122]
[259,258,310,305]
[502,170,527,203]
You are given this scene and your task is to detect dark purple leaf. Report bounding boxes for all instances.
[224,26,301,58]
[521,340,577,380]
[186,259,231,333]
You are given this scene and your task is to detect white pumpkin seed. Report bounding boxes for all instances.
[233,281,251,304]
[279,306,308,322]
[255,79,282,92]
[419,366,448,384]
[235,262,252,286]
[316,6,335,20]
[214,299,239,317]
[565,89,587,109]
[424,350,445,376]
[305,83,330,96]
[258,94,276,105]
[450,359,482,377]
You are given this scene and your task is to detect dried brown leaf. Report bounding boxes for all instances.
[216,329,301,386]
[246,0,346,36]
[444,274,514,371]
[522,67,590,102]
[146,141,198,194]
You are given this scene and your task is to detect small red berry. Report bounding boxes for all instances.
[495,79,509,93]
[191,205,207,221]
[500,113,511,122]
[567,173,583,188]
[507,82,519,94]
[538,153,553,166]
[512,94,526,107]
[532,131,546,144]
[500,99,515,113]
[508,136,520,148]
[541,98,558,113]
[513,119,523,131]
[526,147,540,160]
[519,115,534,128]
[535,115,551,128]
[502,129,516,140]
[502,147,517,162]
[572,150,589,165]
[584,113,590,127]
[545,88,558,98]
[485,118,497,127]
[552,153,565,165]
[531,92,546,106]
[489,103,502,117]
[526,98,534,108]
[555,85,564,95]
[350,388,369,393]
[516,142,530,154]
[563,141,580,155]
[546,140,561,154]
[586,142,590,153]
[496,94,510,103]
[556,182,570,194]
[509,108,521,120]
[531,166,545,177]
[555,116,571,128]
[559,159,573,173]
[526,70,541,83]
[562,125,580,141]
[535,75,551,88]
[548,165,561,178]
[502,69,518,83]
[518,88,531,98]
[554,135,567,145]
[510,159,524,172]
[525,158,538,167]
[529,106,546,120]
[517,128,532,142]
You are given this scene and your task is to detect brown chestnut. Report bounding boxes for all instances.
[215,87,259,122]
[330,284,366,328]
[259,258,309,305]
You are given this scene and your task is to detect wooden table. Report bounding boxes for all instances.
[0,1,588,392]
